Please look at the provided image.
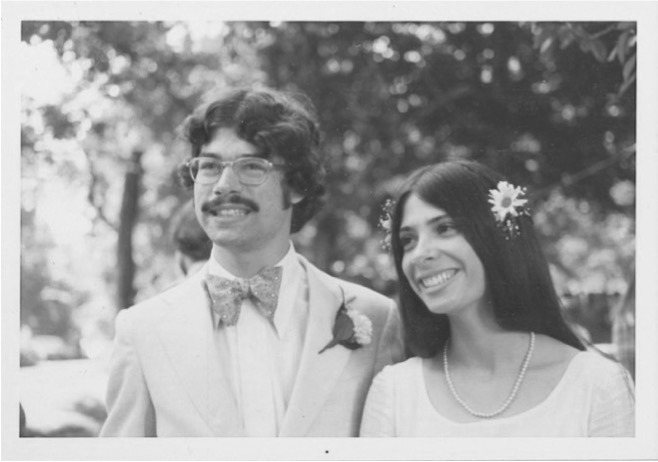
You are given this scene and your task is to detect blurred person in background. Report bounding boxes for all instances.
[170,198,212,277]
[100,86,403,437]
[360,160,634,437]
[19,404,26,437]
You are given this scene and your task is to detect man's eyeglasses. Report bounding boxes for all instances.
[186,157,283,186]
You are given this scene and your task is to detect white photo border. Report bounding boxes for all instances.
[3,1,657,460]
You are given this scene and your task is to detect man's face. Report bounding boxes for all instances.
[193,128,303,257]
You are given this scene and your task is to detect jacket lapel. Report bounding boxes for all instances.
[155,268,245,436]
[279,257,352,436]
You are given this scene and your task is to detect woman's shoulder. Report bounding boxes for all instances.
[532,334,580,365]
[534,334,626,373]
[568,350,633,382]
[368,357,425,403]
[526,334,580,384]
[383,355,424,372]
[529,335,632,393]
[377,356,424,383]
[542,347,632,399]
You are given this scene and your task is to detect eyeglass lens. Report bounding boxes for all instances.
[191,157,272,185]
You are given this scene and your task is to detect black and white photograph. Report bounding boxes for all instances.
[2,1,657,460]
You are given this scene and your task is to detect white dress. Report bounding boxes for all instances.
[360,351,634,437]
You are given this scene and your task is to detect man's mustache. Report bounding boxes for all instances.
[201,195,260,213]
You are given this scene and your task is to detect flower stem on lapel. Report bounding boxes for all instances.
[318,288,372,354]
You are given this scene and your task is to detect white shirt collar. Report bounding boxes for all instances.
[206,243,303,338]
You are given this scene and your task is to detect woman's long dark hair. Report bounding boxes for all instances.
[390,160,585,358]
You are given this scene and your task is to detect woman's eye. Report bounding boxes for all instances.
[436,222,457,235]
[399,235,416,250]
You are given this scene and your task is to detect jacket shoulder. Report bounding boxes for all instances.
[334,277,393,308]
[306,258,392,301]
[116,272,205,326]
[301,256,396,321]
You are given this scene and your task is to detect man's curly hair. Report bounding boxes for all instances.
[178,87,326,234]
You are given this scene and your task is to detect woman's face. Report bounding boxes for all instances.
[399,193,488,316]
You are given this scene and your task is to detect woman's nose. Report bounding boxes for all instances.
[411,240,441,266]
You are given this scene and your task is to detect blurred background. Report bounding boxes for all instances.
[19,21,635,437]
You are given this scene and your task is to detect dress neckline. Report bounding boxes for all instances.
[419,351,587,425]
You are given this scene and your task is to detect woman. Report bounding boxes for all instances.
[360,160,634,437]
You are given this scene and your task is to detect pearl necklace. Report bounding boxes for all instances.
[443,331,535,419]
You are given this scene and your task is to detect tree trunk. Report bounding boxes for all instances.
[117,150,143,310]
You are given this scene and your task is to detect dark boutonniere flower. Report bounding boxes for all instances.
[319,289,373,354]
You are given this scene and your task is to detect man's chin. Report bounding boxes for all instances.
[204,225,247,244]
[208,233,245,246]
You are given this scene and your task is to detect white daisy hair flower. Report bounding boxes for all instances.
[488,180,528,222]
[487,180,530,240]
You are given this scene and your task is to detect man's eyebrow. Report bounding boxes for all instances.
[197,152,264,159]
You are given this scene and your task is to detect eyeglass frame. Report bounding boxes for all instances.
[186,156,285,186]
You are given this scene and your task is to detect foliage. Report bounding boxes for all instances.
[255,21,635,294]
[532,22,636,97]
[21,21,264,352]
[20,21,635,357]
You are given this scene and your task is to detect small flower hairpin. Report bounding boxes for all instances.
[488,181,530,240]
[378,198,395,252]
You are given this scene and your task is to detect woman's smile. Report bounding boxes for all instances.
[417,268,459,291]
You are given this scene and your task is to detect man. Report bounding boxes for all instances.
[100,87,403,437]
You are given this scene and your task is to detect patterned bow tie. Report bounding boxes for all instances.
[202,266,283,327]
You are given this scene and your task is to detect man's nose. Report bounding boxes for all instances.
[212,164,242,194]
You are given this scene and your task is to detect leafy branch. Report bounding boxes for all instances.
[534,22,636,97]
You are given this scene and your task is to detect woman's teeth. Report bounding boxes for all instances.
[420,269,457,289]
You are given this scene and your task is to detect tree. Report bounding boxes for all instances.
[20,21,265,354]
[20,21,635,357]
[252,22,635,292]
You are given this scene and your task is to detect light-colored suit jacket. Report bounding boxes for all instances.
[100,255,404,437]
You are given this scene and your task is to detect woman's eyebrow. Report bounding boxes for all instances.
[426,214,451,226]
[400,213,449,231]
